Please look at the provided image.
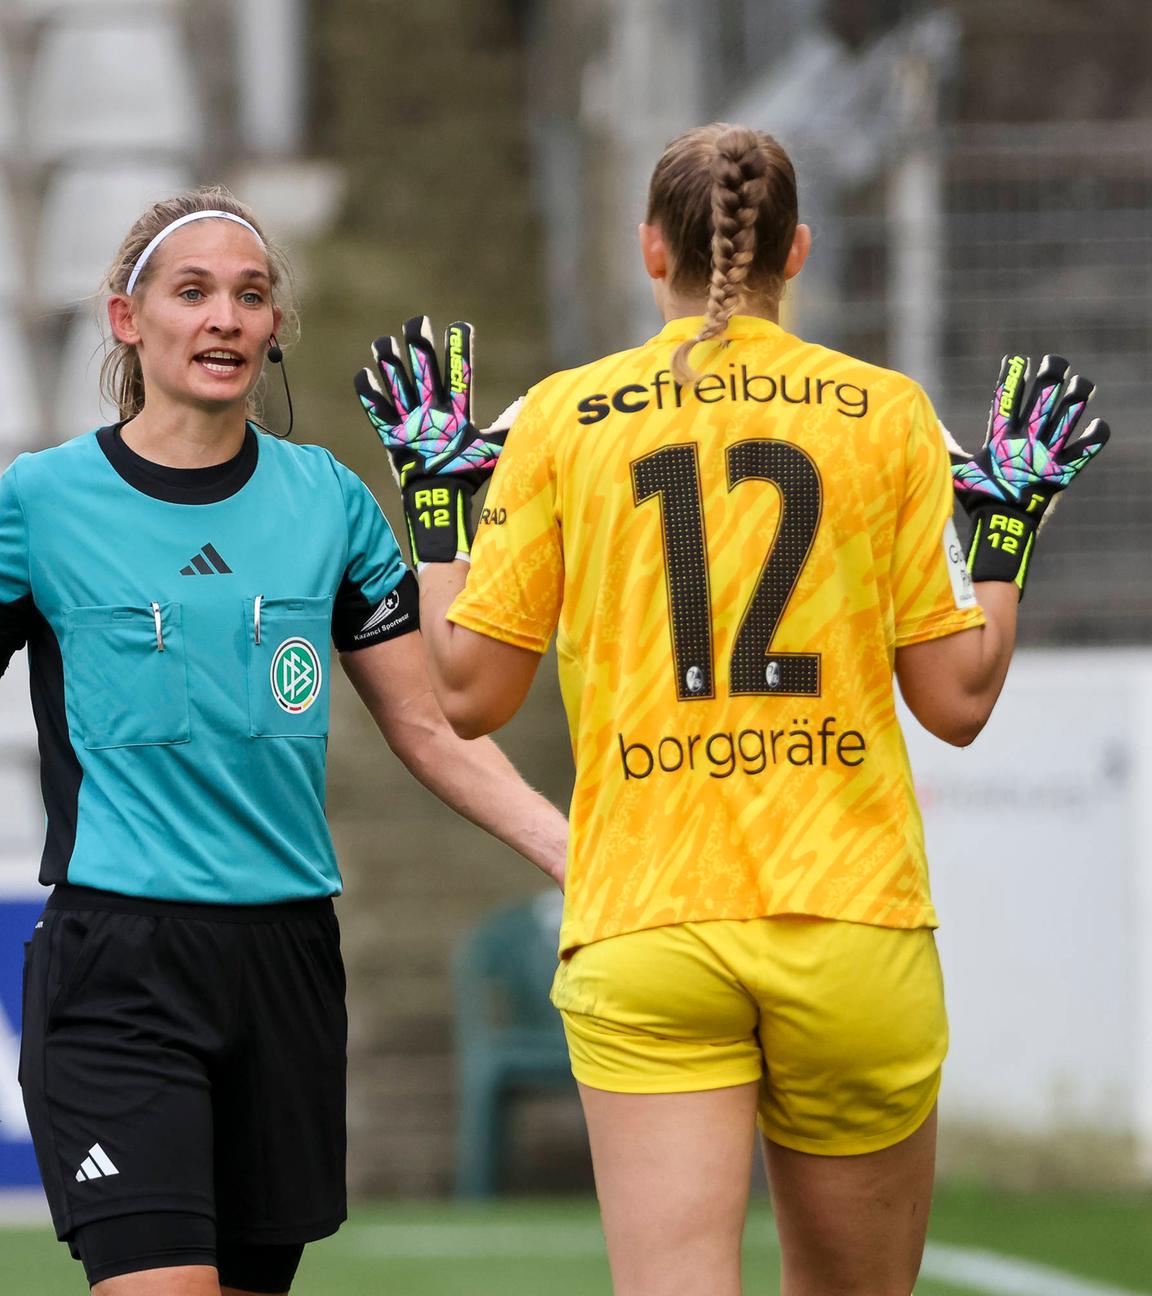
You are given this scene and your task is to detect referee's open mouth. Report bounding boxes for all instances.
[194,349,247,375]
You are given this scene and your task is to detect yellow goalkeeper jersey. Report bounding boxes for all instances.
[449,315,984,954]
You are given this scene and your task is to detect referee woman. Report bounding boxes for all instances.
[358,124,1109,1295]
[1,189,566,1294]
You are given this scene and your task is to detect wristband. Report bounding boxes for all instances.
[965,503,1038,592]
[401,476,475,566]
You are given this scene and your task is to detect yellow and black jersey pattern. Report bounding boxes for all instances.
[450,316,984,954]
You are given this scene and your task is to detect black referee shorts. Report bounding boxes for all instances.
[19,884,348,1247]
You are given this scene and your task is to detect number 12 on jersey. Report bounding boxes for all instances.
[631,439,823,701]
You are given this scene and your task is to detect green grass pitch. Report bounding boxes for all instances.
[2,1186,1151,1294]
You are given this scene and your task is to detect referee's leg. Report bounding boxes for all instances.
[21,902,318,1294]
[89,1268,224,1295]
[87,1270,289,1295]
[74,1220,305,1293]
[68,1214,302,1290]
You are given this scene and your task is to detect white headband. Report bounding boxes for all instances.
[125,211,265,295]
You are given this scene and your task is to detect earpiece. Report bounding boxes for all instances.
[267,336,284,365]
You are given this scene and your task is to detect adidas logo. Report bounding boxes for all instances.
[75,1143,119,1183]
[180,543,232,576]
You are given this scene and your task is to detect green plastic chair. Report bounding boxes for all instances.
[452,891,573,1196]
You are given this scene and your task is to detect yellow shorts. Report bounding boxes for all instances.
[551,917,946,1157]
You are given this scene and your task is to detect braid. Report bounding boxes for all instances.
[672,128,769,386]
[650,122,797,389]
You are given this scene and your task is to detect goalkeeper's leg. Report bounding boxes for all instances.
[755,917,944,1294]
[578,1081,758,1296]
[764,1111,937,1296]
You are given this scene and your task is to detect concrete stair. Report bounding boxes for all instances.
[301,1,570,1197]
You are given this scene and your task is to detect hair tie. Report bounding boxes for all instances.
[126,211,264,295]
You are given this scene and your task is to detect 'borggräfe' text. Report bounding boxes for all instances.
[619,716,867,780]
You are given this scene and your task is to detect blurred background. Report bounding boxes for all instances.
[1,1,1151,1291]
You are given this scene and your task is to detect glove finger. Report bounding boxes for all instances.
[372,334,416,415]
[354,365,400,431]
[988,353,1030,439]
[1041,374,1094,454]
[444,321,474,427]
[1021,354,1070,442]
[403,315,447,409]
[1054,416,1110,473]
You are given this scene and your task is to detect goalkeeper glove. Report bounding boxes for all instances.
[949,353,1110,595]
[354,316,517,565]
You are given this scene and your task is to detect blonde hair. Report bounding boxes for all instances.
[646,123,798,386]
[100,186,297,422]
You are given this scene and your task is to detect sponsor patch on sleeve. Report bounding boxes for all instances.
[943,516,978,609]
[346,571,421,648]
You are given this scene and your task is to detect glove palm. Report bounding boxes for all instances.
[949,354,1110,591]
[355,317,517,564]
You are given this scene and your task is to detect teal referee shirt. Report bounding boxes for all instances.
[0,424,417,903]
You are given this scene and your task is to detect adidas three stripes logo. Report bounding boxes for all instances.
[76,1143,119,1183]
[180,543,232,576]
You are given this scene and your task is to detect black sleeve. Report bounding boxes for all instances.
[0,594,33,677]
[0,464,33,676]
[332,570,421,652]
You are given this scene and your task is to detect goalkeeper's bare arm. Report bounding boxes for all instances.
[899,353,1109,747]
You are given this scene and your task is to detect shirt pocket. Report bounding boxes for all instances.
[244,595,333,739]
[63,603,190,749]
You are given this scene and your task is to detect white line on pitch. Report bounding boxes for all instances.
[921,1243,1147,1296]
[342,1221,1148,1295]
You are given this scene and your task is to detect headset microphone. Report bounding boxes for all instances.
[263,336,293,438]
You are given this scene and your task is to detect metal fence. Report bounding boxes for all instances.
[529,7,1151,642]
[808,124,1152,645]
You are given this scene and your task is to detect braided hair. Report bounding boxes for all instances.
[646,123,798,385]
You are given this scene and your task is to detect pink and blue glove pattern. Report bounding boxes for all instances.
[951,354,1109,514]
[949,354,1110,593]
[355,316,515,564]
[355,317,505,488]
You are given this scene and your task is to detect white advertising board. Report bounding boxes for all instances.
[902,650,1152,1174]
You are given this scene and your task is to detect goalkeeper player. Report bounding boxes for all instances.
[357,123,1108,1296]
